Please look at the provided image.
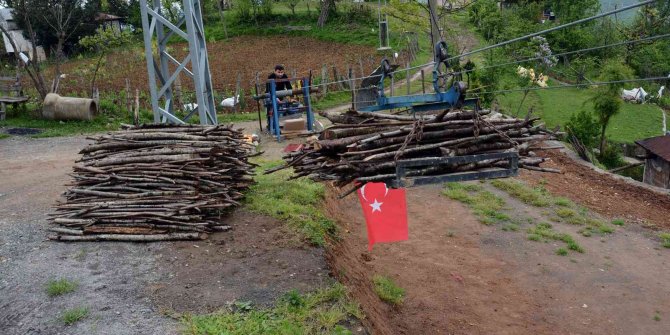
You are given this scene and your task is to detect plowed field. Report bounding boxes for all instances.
[45,36,379,112]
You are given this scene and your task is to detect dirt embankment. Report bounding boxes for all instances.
[323,185,558,335]
[520,150,670,229]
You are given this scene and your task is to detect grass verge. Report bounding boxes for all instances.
[490,179,551,207]
[61,307,89,325]
[659,233,670,248]
[527,223,584,253]
[245,160,336,246]
[46,278,78,297]
[442,182,510,225]
[372,275,404,306]
[182,283,362,335]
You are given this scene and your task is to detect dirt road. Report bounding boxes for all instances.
[325,180,670,334]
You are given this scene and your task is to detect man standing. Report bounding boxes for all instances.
[265,65,293,130]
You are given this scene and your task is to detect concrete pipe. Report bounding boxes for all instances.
[42,93,98,121]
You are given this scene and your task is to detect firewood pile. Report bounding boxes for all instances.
[49,124,256,242]
[267,109,559,191]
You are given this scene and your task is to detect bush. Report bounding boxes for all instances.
[565,110,600,149]
[598,143,625,169]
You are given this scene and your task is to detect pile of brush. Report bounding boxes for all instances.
[267,109,559,191]
[49,124,256,242]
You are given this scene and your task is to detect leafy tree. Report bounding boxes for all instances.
[591,60,633,154]
[565,109,600,149]
[78,27,132,97]
[12,0,98,57]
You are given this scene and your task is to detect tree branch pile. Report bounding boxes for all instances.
[267,109,560,188]
[49,124,256,242]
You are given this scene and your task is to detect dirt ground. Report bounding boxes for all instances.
[325,180,670,335]
[3,118,670,335]
[50,35,381,113]
[0,133,332,334]
[520,150,670,229]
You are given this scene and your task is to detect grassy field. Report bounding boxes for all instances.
[496,86,665,143]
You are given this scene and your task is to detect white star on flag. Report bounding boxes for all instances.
[370,199,383,212]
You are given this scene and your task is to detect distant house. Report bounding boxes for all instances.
[95,13,123,33]
[0,8,46,62]
[635,135,670,189]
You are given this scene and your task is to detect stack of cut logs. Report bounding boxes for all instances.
[49,124,256,242]
[268,109,559,190]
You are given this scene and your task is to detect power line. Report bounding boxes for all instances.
[450,33,670,77]
[467,76,669,96]
[447,0,658,61]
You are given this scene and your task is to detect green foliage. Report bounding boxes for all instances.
[46,278,78,297]
[659,233,670,248]
[372,275,404,306]
[490,179,551,207]
[61,307,89,325]
[611,219,625,226]
[527,223,584,253]
[565,110,600,149]
[598,143,625,169]
[78,27,133,53]
[555,248,568,256]
[245,160,336,246]
[442,182,509,225]
[183,284,360,335]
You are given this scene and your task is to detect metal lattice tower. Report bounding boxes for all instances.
[139,0,217,125]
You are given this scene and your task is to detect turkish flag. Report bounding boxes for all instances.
[357,182,408,250]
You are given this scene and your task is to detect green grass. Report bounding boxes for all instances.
[372,275,405,306]
[654,312,661,321]
[659,233,670,248]
[611,219,625,226]
[311,91,352,111]
[554,197,575,207]
[490,179,551,207]
[183,284,360,335]
[245,160,336,246]
[46,278,78,297]
[502,223,520,232]
[443,182,509,225]
[497,87,665,143]
[0,102,155,138]
[0,133,10,139]
[61,307,89,325]
[218,112,260,124]
[556,248,568,256]
[527,223,584,253]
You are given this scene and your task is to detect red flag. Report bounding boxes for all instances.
[357,182,408,250]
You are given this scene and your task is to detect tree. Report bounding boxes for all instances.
[285,0,300,16]
[0,15,48,100]
[78,27,132,97]
[591,60,633,154]
[317,0,336,28]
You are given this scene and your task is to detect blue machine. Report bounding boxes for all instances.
[258,77,316,142]
[351,42,519,188]
[357,42,479,114]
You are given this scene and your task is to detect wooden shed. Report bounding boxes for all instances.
[635,135,670,189]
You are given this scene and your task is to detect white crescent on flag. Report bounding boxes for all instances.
[360,183,389,202]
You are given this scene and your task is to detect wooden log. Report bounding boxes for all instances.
[50,233,207,242]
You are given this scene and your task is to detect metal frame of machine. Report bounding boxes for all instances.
[253,77,317,142]
[356,42,519,187]
[358,42,479,114]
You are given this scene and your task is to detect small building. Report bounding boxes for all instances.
[635,135,670,189]
[95,13,123,34]
[0,8,46,62]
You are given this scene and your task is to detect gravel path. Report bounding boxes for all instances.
[0,136,179,334]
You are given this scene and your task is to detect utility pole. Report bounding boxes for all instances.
[428,0,441,53]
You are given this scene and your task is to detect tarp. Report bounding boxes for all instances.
[621,87,648,102]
